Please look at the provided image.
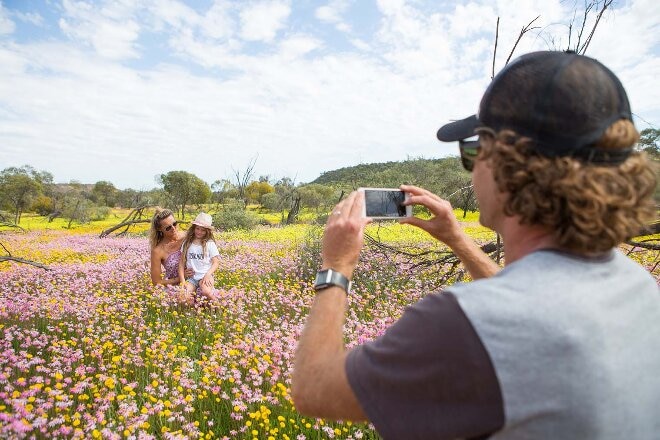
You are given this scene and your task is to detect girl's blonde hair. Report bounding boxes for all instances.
[149,208,174,249]
[480,119,656,254]
[180,224,216,271]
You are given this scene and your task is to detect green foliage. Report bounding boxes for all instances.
[638,128,660,160]
[245,181,274,204]
[0,165,47,224]
[89,205,111,221]
[297,183,335,211]
[30,195,54,216]
[158,171,211,219]
[92,181,117,207]
[62,196,91,226]
[298,226,323,281]
[312,156,472,195]
[260,192,279,211]
[213,201,261,231]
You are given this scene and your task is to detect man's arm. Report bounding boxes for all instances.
[292,287,367,419]
[292,191,369,420]
[400,184,500,279]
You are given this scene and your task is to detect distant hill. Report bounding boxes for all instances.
[311,156,471,198]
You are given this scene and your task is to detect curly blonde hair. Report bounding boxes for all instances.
[479,120,657,253]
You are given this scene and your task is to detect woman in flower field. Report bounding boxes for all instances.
[178,212,222,305]
[148,208,193,300]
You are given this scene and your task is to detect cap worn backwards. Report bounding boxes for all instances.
[437,51,634,164]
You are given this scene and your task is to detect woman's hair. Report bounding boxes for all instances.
[149,208,174,249]
[180,225,215,272]
[479,119,657,254]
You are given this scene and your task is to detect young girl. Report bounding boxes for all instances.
[178,212,220,304]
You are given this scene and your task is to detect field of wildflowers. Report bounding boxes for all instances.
[1,220,658,439]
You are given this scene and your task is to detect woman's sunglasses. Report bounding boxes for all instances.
[163,221,178,232]
[459,139,481,172]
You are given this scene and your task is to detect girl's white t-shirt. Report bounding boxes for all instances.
[183,241,220,280]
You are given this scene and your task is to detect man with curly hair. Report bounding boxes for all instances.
[292,51,659,439]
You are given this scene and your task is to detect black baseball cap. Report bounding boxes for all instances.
[437,51,634,164]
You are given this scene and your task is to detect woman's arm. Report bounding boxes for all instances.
[178,251,186,285]
[151,248,181,286]
[150,248,170,285]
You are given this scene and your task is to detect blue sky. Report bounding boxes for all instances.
[1,0,658,189]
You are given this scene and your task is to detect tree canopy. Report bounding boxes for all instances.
[158,171,211,219]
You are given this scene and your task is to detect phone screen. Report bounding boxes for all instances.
[364,190,407,217]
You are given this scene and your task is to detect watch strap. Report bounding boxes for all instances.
[314,269,352,293]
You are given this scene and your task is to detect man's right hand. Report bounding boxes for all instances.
[399,184,465,247]
[321,191,372,280]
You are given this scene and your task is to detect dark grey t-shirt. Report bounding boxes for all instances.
[346,249,660,439]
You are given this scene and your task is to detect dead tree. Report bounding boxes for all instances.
[99,205,153,238]
[364,231,501,291]
[232,156,258,208]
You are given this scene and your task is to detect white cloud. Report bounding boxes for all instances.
[239,0,291,42]
[0,0,658,189]
[0,2,15,34]
[315,0,352,32]
[199,0,235,40]
[12,10,44,26]
[58,0,141,60]
[279,35,322,59]
[145,0,200,32]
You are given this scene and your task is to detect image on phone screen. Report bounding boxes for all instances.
[364,189,407,218]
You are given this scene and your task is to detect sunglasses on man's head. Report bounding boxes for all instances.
[459,139,481,172]
[163,221,178,232]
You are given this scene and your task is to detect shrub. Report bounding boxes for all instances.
[298,225,323,281]
[213,201,260,231]
[89,206,111,221]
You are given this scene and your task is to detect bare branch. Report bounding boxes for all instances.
[0,242,11,256]
[99,219,151,238]
[625,240,660,251]
[505,15,541,66]
[0,255,51,271]
[492,17,500,79]
[575,0,594,51]
[364,232,502,290]
[99,205,155,238]
[0,221,25,231]
[580,0,613,54]
[232,156,259,207]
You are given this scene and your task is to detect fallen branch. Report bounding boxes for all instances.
[364,230,502,290]
[625,240,660,251]
[99,205,154,238]
[99,219,151,238]
[0,241,51,270]
[0,255,51,271]
[0,221,25,231]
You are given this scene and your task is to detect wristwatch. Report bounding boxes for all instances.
[314,269,352,294]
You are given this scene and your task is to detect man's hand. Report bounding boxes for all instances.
[321,191,372,280]
[399,184,464,246]
[400,184,500,279]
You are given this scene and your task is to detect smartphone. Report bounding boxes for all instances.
[358,188,412,220]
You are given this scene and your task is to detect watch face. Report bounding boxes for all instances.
[314,270,329,287]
